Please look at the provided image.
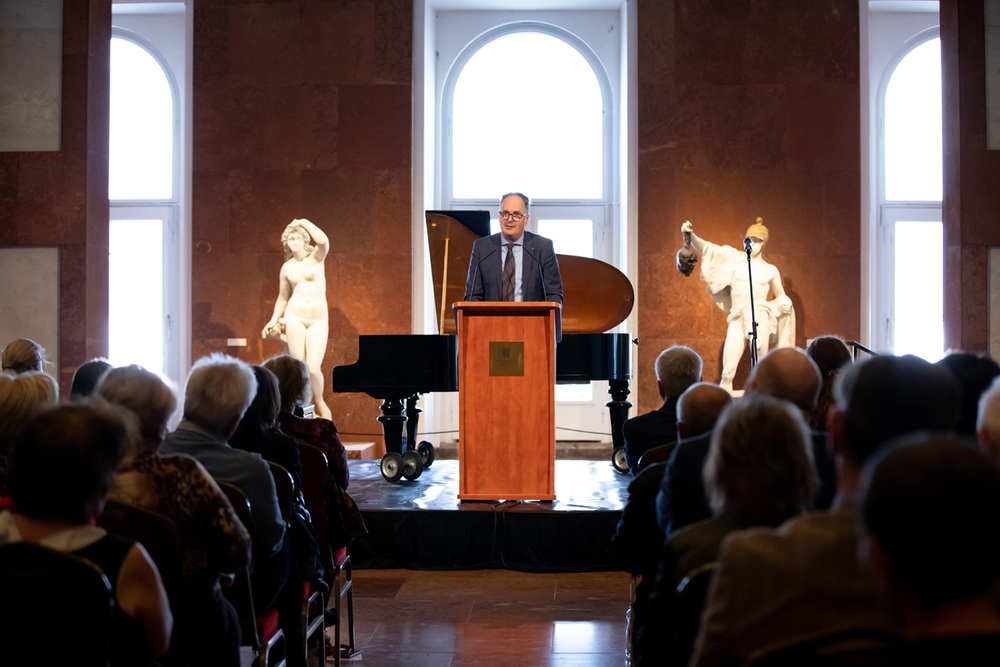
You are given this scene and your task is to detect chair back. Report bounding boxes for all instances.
[675,562,718,665]
[217,482,260,644]
[0,542,114,667]
[636,441,678,472]
[99,500,182,595]
[742,628,903,667]
[297,443,335,573]
[267,461,294,524]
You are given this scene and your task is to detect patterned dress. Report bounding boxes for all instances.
[109,451,251,602]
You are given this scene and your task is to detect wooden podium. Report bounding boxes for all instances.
[454,301,560,501]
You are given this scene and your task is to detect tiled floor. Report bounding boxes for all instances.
[336,568,631,667]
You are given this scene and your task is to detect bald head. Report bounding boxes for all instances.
[749,347,822,415]
[676,382,733,440]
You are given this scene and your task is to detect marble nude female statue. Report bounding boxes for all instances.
[262,219,332,419]
[681,219,795,392]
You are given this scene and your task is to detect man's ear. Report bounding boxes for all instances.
[677,421,691,441]
[657,380,666,401]
[978,428,998,462]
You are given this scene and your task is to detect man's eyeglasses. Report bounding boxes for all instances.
[499,211,526,221]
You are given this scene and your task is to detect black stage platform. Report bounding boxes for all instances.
[346,459,631,572]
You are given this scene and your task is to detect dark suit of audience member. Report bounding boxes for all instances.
[656,430,836,535]
[639,395,818,667]
[622,346,703,473]
[690,355,959,667]
[860,434,1000,667]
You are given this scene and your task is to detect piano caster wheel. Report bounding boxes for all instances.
[416,441,435,468]
[401,451,424,480]
[612,447,629,474]
[380,452,404,483]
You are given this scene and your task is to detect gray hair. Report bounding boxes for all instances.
[499,192,530,211]
[655,346,703,398]
[978,376,1000,442]
[98,365,179,450]
[676,382,733,438]
[182,354,258,436]
[704,394,818,527]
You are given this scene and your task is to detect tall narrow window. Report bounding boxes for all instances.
[877,33,943,361]
[441,18,619,439]
[109,33,178,376]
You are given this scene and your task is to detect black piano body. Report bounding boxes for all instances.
[330,331,632,475]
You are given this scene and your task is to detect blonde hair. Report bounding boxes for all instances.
[98,365,178,450]
[0,371,59,454]
[1,339,47,374]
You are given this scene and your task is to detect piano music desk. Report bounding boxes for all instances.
[343,442,377,460]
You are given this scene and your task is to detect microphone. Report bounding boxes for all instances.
[520,244,548,302]
[465,246,497,300]
[744,237,753,253]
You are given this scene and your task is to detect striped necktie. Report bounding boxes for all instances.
[502,242,515,301]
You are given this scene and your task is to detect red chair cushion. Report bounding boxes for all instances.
[334,547,347,568]
[256,608,280,640]
[302,580,311,598]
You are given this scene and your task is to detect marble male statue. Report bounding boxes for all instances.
[681,219,794,392]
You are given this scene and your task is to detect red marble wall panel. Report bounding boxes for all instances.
[941,0,1000,352]
[0,0,110,394]
[636,0,860,411]
[192,0,414,451]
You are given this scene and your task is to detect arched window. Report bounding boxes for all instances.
[876,31,943,361]
[443,24,614,264]
[108,31,180,378]
[437,16,621,430]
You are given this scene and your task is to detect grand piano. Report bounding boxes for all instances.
[331,211,635,481]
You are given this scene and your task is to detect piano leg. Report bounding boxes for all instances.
[377,397,407,456]
[404,395,420,452]
[606,378,633,454]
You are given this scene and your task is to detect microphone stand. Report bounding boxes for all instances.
[744,238,759,368]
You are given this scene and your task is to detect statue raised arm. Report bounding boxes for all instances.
[263,218,332,419]
[682,218,795,392]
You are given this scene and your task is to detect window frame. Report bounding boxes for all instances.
[440,20,618,263]
[874,26,943,355]
[109,28,182,381]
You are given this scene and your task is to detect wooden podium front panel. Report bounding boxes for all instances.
[456,302,558,501]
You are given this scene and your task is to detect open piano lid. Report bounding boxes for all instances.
[426,211,635,335]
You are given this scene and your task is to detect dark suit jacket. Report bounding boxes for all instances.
[655,430,838,536]
[464,231,564,304]
[622,397,679,474]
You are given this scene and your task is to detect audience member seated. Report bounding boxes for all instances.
[0,371,58,457]
[805,335,852,432]
[0,371,59,492]
[158,353,307,666]
[936,351,1000,436]
[1,338,47,375]
[231,366,303,490]
[638,394,819,667]
[623,346,702,474]
[615,382,731,660]
[263,354,365,550]
[0,404,172,665]
[71,357,113,401]
[689,354,959,667]
[860,433,1000,666]
[99,364,252,667]
[977,376,1000,463]
[656,347,836,535]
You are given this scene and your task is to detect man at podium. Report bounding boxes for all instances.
[463,192,564,306]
